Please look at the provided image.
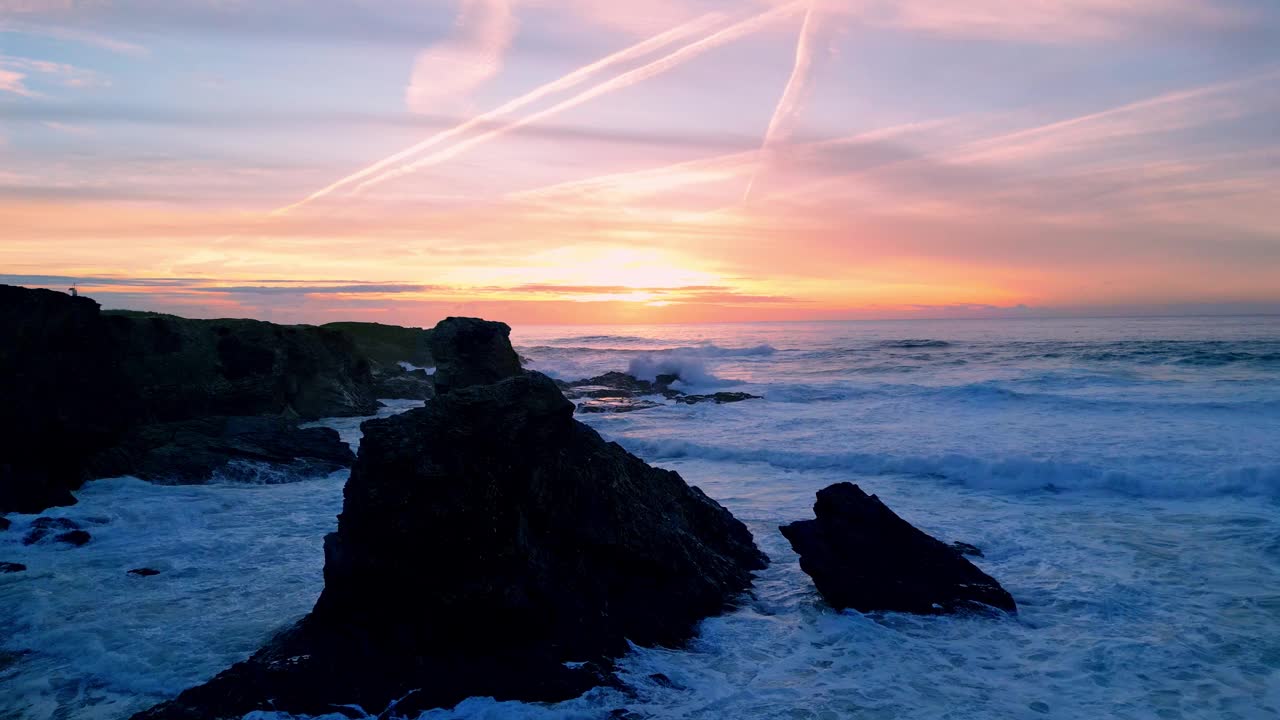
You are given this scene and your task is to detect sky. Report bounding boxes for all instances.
[1,0,1278,326]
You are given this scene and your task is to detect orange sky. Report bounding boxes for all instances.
[2,0,1278,325]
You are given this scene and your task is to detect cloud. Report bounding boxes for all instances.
[348,2,804,198]
[406,0,516,114]
[0,54,106,97]
[0,68,32,96]
[273,10,726,214]
[187,284,439,295]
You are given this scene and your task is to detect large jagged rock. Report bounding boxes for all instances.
[1,286,135,513]
[86,416,354,484]
[106,310,377,421]
[780,483,1016,615]
[0,284,377,514]
[428,317,522,394]
[134,372,766,719]
[324,321,434,368]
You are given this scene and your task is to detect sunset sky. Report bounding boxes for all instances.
[2,0,1278,325]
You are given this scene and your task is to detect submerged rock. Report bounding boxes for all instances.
[559,372,761,412]
[23,517,82,545]
[135,372,765,719]
[0,561,25,573]
[86,415,354,485]
[577,398,664,414]
[129,568,161,577]
[0,517,9,532]
[54,529,91,546]
[673,392,762,405]
[780,483,1016,615]
[428,317,522,394]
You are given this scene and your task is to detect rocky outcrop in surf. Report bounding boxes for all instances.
[133,370,766,719]
[781,483,1016,615]
[429,316,523,394]
[557,371,761,413]
[0,284,376,514]
[370,364,435,401]
[85,416,354,484]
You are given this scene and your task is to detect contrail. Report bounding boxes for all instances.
[349,1,807,197]
[271,12,727,216]
[743,2,821,204]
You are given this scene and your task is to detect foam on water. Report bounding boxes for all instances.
[4,318,1280,720]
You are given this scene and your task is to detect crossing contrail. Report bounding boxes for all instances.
[744,2,821,204]
[271,12,728,216]
[347,1,806,197]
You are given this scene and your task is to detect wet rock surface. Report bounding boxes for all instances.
[0,561,25,573]
[85,416,354,485]
[781,483,1016,615]
[0,284,378,514]
[577,398,664,413]
[428,317,523,395]
[371,365,435,401]
[558,372,760,412]
[133,371,766,720]
[22,517,82,545]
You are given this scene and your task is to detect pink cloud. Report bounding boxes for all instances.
[405,0,516,114]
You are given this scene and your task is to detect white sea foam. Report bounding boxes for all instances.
[4,317,1280,720]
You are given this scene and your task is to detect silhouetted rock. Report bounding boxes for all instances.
[54,529,91,546]
[324,321,434,368]
[371,365,435,400]
[106,310,377,421]
[0,284,377,514]
[577,398,663,413]
[86,416,354,484]
[23,517,81,545]
[129,568,162,577]
[951,541,984,558]
[134,372,765,719]
[780,483,1016,615]
[674,392,761,405]
[428,317,522,394]
[0,517,9,532]
[0,562,25,573]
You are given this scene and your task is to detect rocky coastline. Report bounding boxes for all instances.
[3,285,1019,717]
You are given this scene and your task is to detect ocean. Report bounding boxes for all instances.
[2,317,1279,719]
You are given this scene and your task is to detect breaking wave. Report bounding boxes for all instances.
[621,438,1280,499]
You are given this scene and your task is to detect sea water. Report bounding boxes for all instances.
[2,318,1278,719]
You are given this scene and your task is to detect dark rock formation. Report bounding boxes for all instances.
[324,321,434,368]
[951,541,984,558]
[106,310,377,421]
[23,517,82,545]
[780,483,1016,615]
[86,416,353,484]
[674,392,761,405]
[0,562,25,573]
[371,365,435,400]
[0,284,377,514]
[0,286,130,513]
[129,568,162,577]
[135,372,766,719]
[428,317,522,395]
[557,372,677,398]
[558,372,760,412]
[0,517,9,532]
[55,529,91,546]
[577,398,664,414]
